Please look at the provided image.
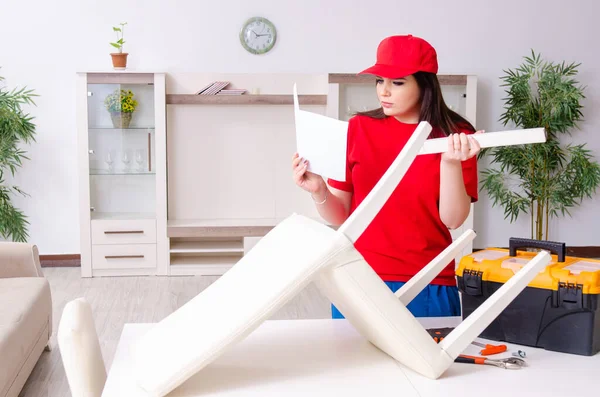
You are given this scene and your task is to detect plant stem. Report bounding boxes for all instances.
[536,199,541,240]
[530,156,535,240]
[531,202,534,239]
[545,166,550,241]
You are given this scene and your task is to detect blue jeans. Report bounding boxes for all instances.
[331,281,461,319]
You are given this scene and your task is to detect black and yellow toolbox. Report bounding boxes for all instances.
[456,237,600,356]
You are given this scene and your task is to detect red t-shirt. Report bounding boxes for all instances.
[328,115,478,286]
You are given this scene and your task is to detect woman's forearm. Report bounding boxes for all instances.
[311,184,351,226]
[439,159,471,229]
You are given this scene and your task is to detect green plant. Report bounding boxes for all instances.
[0,72,38,242]
[104,89,138,113]
[110,22,127,53]
[479,50,600,241]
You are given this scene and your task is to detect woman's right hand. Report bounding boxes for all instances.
[292,152,326,195]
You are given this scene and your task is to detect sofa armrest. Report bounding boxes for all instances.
[0,242,44,278]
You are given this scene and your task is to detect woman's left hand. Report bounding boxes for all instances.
[441,130,484,163]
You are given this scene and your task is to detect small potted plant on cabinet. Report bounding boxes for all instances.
[104,89,138,128]
[109,22,128,69]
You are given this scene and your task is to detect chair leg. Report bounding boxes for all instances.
[439,250,551,358]
[395,229,475,306]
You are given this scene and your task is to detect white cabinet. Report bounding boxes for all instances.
[77,72,167,277]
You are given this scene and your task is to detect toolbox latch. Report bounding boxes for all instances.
[553,282,585,309]
[461,269,483,296]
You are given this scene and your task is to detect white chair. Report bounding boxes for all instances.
[128,121,550,396]
[57,297,107,397]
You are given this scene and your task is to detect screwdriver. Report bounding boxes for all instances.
[471,341,507,356]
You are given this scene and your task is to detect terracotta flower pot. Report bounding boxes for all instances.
[110,112,133,129]
[110,53,128,69]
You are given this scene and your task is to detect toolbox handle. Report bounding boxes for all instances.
[509,237,566,262]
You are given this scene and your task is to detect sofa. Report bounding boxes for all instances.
[0,242,53,397]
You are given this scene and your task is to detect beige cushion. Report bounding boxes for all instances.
[0,277,52,397]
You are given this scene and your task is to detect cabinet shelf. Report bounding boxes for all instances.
[328,73,467,86]
[167,218,336,238]
[89,127,155,131]
[170,240,244,255]
[166,94,327,106]
[91,212,156,221]
[167,218,280,238]
[90,169,156,176]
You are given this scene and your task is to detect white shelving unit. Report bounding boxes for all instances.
[164,73,329,276]
[77,72,168,277]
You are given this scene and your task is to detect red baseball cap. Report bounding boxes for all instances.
[359,35,438,78]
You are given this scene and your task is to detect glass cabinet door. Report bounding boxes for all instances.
[86,79,156,220]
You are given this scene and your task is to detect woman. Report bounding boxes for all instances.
[292,34,482,318]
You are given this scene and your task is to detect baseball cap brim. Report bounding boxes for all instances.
[358,64,418,79]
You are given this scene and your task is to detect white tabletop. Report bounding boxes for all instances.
[103,317,600,396]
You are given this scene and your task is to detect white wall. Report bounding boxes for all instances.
[1,0,599,254]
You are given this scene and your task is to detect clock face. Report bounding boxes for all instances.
[240,17,277,55]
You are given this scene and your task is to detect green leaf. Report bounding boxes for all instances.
[479,50,596,240]
[110,43,121,49]
[0,74,37,241]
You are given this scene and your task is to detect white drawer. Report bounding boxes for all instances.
[92,244,156,270]
[91,219,156,245]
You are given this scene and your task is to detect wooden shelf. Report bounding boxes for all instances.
[170,240,244,255]
[328,73,467,86]
[167,218,337,238]
[166,94,327,106]
[168,218,279,238]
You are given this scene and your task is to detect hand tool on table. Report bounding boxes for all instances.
[427,327,508,355]
[455,355,527,369]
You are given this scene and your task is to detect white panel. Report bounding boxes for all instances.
[77,73,92,278]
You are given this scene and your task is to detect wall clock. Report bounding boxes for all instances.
[240,17,277,55]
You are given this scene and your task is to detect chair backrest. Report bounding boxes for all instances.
[57,297,107,397]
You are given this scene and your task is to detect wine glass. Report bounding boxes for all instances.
[121,150,131,172]
[105,150,114,173]
[135,149,145,172]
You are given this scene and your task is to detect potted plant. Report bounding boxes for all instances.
[479,50,600,241]
[110,22,128,69]
[104,89,138,128]
[0,72,38,242]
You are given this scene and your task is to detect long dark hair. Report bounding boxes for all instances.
[356,72,474,138]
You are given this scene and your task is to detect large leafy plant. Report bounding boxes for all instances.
[0,73,37,242]
[480,51,600,241]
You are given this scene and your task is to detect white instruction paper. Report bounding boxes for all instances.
[294,84,348,181]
